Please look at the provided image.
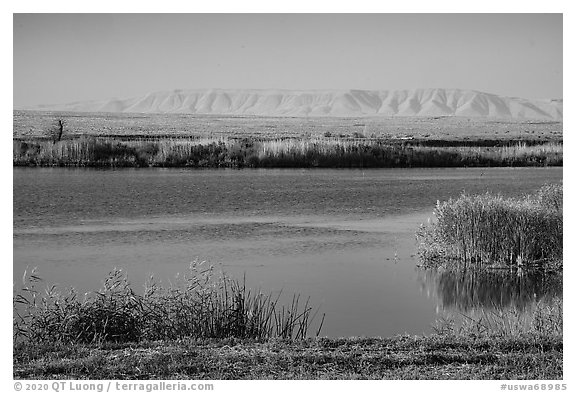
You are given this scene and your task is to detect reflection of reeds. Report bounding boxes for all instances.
[431,269,562,311]
[14,262,324,345]
[13,137,563,168]
[433,297,563,338]
[417,184,563,269]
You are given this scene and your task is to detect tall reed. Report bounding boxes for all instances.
[417,184,563,270]
[14,262,324,345]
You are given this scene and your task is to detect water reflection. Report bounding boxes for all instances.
[420,268,562,312]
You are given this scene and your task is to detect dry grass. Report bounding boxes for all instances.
[13,334,563,379]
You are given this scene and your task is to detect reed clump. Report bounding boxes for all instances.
[417,184,563,270]
[13,262,324,345]
[13,137,562,168]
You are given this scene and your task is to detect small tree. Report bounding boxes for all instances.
[47,119,65,144]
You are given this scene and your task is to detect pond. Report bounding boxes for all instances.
[13,167,563,337]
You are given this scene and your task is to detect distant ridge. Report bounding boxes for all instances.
[30,88,563,120]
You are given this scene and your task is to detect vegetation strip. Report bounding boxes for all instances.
[13,137,562,168]
[14,335,562,379]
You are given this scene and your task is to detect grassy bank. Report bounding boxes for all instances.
[13,137,562,168]
[417,184,563,270]
[14,334,562,379]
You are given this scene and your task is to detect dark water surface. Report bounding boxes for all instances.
[13,167,562,337]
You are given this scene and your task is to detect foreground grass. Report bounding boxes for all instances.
[13,334,562,380]
[13,137,562,168]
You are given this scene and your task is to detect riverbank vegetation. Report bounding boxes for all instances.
[13,137,562,168]
[14,262,562,379]
[417,184,563,270]
[14,290,563,380]
[14,262,324,345]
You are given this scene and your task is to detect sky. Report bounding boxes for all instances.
[13,13,563,107]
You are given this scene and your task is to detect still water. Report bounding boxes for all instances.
[13,167,562,337]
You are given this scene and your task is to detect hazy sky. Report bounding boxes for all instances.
[13,13,562,107]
